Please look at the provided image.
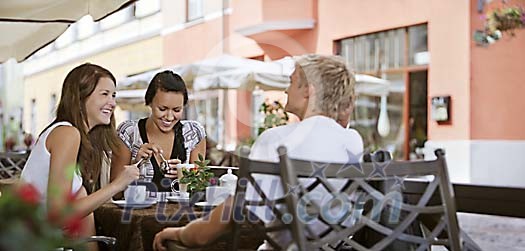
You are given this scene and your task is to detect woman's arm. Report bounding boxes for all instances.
[47,126,139,219]
[110,140,132,182]
[189,139,206,163]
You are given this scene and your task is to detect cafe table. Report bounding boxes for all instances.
[94,199,265,251]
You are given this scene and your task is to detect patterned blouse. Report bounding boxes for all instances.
[117,119,206,182]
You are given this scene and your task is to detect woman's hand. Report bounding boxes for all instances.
[112,164,140,191]
[153,227,182,251]
[163,158,181,179]
[136,143,163,162]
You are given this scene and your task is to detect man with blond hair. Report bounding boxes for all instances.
[250,54,362,163]
[153,54,364,251]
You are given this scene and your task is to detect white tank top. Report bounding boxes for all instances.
[21,121,83,206]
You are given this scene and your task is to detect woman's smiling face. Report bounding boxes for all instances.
[84,77,116,130]
[149,90,185,133]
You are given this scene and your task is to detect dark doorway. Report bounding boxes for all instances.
[408,71,428,160]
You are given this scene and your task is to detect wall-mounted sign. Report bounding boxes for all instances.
[431,96,451,122]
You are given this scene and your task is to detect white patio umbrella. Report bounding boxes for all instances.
[0,0,136,62]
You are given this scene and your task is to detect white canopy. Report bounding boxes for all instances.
[192,56,294,91]
[116,54,390,102]
[354,74,390,97]
[118,54,294,89]
[0,0,136,62]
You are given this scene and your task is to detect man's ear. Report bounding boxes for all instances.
[336,102,354,128]
[305,84,314,99]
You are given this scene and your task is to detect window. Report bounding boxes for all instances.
[135,0,161,17]
[349,73,406,159]
[99,5,135,30]
[187,0,204,21]
[409,24,429,65]
[340,28,405,72]
[339,24,429,160]
[187,90,223,148]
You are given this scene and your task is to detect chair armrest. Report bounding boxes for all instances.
[79,236,117,247]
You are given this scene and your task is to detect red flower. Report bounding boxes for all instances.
[63,215,84,237]
[209,177,217,186]
[17,184,40,205]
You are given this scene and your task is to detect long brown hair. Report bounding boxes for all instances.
[53,63,120,192]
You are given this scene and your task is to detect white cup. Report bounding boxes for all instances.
[124,185,147,204]
[205,186,230,205]
[170,164,195,195]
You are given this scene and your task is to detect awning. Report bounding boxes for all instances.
[0,0,136,62]
[117,54,293,89]
[192,56,294,91]
[116,54,390,101]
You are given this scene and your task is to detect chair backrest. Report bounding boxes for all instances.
[278,146,462,251]
[229,146,291,250]
[0,152,29,179]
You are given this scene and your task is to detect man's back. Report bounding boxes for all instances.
[250,115,363,163]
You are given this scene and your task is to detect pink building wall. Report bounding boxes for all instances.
[315,0,472,141]
[470,0,525,140]
[162,0,525,146]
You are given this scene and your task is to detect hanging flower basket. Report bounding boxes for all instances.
[488,6,524,33]
[474,6,524,45]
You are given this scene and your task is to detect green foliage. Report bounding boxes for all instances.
[475,6,524,45]
[487,6,524,33]
[180,154,215,193]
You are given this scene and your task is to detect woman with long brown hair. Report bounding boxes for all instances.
[21,63,140,250]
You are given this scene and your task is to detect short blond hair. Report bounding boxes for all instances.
[293,54,356,119]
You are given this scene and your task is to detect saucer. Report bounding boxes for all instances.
[194,201,221,207]
[112,199,157,209]
[166,195,190,203]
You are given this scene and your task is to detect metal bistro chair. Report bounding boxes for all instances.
[279,146,477,251]
[0,151,29,179]
[57,236,117,251]
[227,146,293,250]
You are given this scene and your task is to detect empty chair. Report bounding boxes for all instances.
[279,146,477,251]
[0,152,28,179]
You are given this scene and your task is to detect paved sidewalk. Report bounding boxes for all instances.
[459,213,525,251]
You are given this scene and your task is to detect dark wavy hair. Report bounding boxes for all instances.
[145,70,188,163]
[51,63,120,192]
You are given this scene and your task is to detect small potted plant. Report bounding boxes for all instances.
[180,154,215,197]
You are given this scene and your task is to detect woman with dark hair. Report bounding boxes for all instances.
[21,63,140,250]
[111,70,206,193]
